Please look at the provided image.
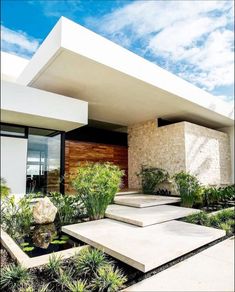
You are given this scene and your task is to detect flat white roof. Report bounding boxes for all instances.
[17,17,234,128]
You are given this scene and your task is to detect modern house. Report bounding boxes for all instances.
[1,16,234,196]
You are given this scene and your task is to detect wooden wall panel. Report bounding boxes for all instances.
[65,140,128,193]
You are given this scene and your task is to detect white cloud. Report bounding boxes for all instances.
[89,0,234,102]
[1,25,40,58]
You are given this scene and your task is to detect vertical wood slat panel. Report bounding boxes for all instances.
[65,140,128,193]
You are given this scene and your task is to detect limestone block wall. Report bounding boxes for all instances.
[128,120,186,188]
[184,122,231,185]
[128,120,231,189]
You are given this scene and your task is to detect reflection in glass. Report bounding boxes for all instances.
[26,128,61,194]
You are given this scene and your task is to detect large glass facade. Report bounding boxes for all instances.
[26,128,62,194]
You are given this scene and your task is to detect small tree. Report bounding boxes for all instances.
[73,162,124,220]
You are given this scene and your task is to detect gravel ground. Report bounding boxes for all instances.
[0,245,13,268]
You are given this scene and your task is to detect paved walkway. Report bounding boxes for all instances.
[124,237,234,291]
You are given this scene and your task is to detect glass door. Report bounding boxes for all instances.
[26,128,61,194]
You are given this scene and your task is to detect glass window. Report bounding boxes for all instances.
[0,124,26,137]
[26,128,61,194]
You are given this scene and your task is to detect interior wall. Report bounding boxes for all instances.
[1,136,27,195]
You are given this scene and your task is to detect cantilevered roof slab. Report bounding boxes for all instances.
[1,81,88,132]
[17,17,234,129]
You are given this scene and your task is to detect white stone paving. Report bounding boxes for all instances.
[105,204,200,227]
[62,219,225,272]
[114,194,180,208]
[124,237,234,291]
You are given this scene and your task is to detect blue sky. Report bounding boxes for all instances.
[1,0,234,104]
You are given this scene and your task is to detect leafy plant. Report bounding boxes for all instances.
[0,177,10,199]
[184,208,235,235]
[57,268,75,289]
[0,264,32,290]
[202,186,221,206]
[218,185,235,201]
[1,195,33,239]
[74,247,110,277]
[173,172,200,207]
[50,192,87,225]
[73,162,124,220]
[91,264,127,292]
[137,166,169,194]
[65,280,88,292]
[184,211,210,226]
[23,246,35,252]
[46,254,64,278]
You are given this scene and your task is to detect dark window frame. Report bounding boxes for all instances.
[1,122,65,194]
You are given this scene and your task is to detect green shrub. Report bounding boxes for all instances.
[173,172,200,207]
[46,254,64,278]
[184,208,234,235]
[91,264,127,292]
[184,211,210,226]
[1,195,33,239]
[50,192,87,225]
[65,280,88,292]
[0,177,10,199]
[219,185,235,201]
[0,264,32,290]
[74,247,110,277]
[202,186,221,206]
[138,166,169,194]
[73,162,124,220]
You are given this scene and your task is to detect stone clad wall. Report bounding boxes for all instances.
[184,122,231,185]
[128,120,186,188]
[128,120,231,189]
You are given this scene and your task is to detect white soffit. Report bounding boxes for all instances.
[1,80,88,132]
[17,17,234,128]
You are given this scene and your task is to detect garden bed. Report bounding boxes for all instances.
[0,227,88,269]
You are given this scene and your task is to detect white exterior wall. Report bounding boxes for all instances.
[219,126,234,183]
[1,136,27,195]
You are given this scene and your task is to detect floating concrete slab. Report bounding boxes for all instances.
[116,189,140,196]
[114,194,180,208]
[124,237,234,291]
[62,219,225,272]
[105,204,200,227]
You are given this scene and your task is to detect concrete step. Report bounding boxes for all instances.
[105,204,200,227]
[114,194,180,208]
[62,219,225,273]
[116,189,140,196]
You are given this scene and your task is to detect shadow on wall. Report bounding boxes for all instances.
[186,132,231,186]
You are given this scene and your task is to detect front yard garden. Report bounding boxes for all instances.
[0,163,234,291]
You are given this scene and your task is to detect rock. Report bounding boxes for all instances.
[33,197,57,224]
[32,223,57,249]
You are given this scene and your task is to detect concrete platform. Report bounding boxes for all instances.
[116,189,139,196]
[114,194,180,208]
[62,219,225,272]
[105,204,200,227]
[124,237,234,291]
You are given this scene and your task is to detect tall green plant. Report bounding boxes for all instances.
[173,172,200,207]
[50,192,87,225]
[0,177,10,199]
[138,166,169,194]
[73,163,123,220]
[1,195,33,239]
